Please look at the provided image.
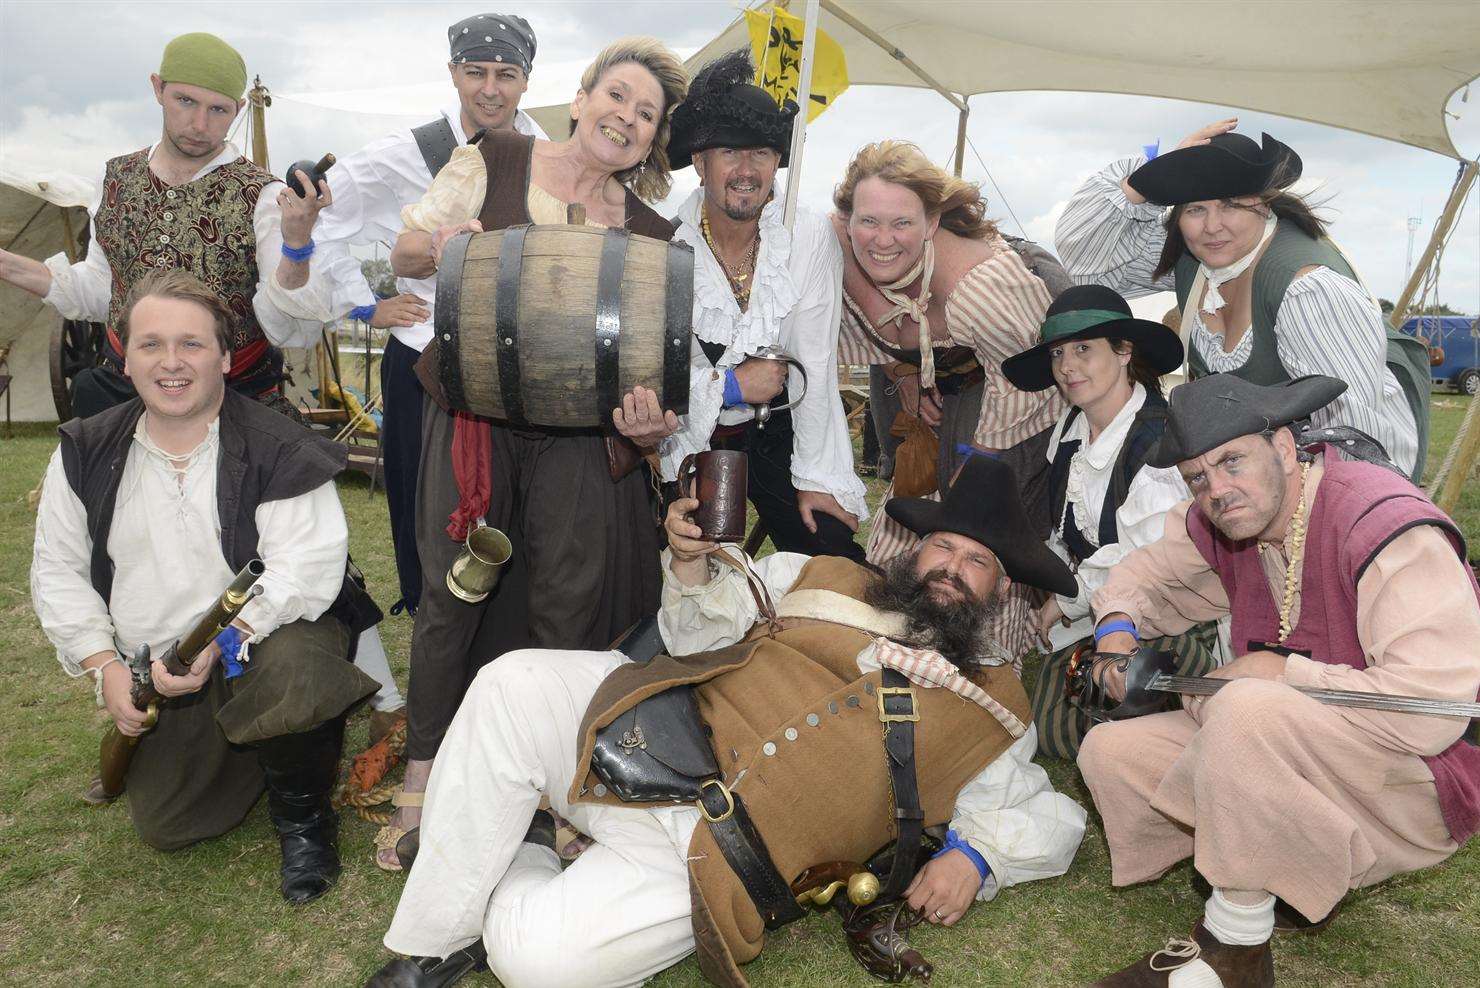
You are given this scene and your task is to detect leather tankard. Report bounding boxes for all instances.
[678,450,748,542]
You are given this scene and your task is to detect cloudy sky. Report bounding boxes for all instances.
[3,0,1478,315]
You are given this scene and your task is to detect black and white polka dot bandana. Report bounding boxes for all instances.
[448,13,536,75]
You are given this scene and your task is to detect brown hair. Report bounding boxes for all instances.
[120,268,233,352]
[1106,337,1166,397]
[833,140,1000,240]
[572,37,689,203]
[1152,181,1329,280]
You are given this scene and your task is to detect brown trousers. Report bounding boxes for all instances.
[1077,678,1458,922]
[406,397,662,759]
[126,614,374,850]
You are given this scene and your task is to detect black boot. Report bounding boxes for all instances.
[258,718,345,904]
[364,941,487,988]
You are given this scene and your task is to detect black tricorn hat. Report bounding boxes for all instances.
[1001,284,1184,393]
[667,49,797,171]
[886,456,1078,597]
[1145,373,1347,468]
[1127,132,1302,207]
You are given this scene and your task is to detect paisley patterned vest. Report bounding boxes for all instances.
[94,148,279,385]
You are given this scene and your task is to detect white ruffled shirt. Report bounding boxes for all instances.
[659,549,1086,899]
[41,141,328,340]
[274,106,545,351]
[1042,384,1192,651]
[30,417,349,678]
[660,191,868,521]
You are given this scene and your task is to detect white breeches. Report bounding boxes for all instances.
[384,648,701,988]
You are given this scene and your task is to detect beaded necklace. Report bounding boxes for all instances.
[1257,459,1312,643]
[700,207,760,311]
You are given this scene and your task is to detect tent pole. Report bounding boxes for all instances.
[818,0,967,113]
[247,76,272,170]
[783,0,821,230]
[953,99,970,176]
[1389,158,1479,329]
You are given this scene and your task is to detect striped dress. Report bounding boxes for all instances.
[840,234,1063,669]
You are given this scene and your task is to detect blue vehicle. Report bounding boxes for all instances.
[1402,316,1479,395]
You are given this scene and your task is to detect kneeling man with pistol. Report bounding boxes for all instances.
[30,269,380,903]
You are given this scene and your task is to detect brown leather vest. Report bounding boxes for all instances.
[414,130,676,405]
[570,556,1031,986]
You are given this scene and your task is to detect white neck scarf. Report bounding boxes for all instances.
[875,239,938,390]
[1198,213,1277,315]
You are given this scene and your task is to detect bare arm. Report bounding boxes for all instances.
[393,230,437,278]
[0,248,53,297]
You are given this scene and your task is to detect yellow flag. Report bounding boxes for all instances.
[745,5,849,123]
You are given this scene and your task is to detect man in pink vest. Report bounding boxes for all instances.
[1075,373,1480,987]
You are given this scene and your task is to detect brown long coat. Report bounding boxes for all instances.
[570,556,1031,986]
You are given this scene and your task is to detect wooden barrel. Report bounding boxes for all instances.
[436,224,693,428]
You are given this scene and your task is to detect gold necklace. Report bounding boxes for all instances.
[700,209,760,308]
[1257,459,1312,643]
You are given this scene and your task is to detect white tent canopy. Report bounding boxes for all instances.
[527,0,1480,161]
[0,165,95,422]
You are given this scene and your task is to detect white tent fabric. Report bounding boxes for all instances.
[0,165,96,421]
[527,0,1480,160]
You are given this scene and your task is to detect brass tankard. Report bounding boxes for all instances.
[446,525,513,604]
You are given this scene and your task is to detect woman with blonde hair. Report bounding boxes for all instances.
[834,140,1065,670]
[371,37,688,873]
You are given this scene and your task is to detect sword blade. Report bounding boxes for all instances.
[1148,674,1480,719]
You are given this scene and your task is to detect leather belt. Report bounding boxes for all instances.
[878,669,924,900]
[698,779,805,930]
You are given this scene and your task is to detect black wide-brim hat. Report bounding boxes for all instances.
[1145,373,1347,468]
[1127,132,1302,207]
[1002,284,1184,392]
[886,456,1077,597]
[668,49,797,171]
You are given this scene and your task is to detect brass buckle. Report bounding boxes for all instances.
[698,778,736,824]
[877,686,919,723]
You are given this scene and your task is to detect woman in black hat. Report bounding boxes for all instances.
[1001,284,1218,758]
[1053,118,1422,480]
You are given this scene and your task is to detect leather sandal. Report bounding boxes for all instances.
[374,789,424,872]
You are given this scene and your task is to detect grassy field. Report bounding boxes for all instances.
[1,399,1477,986]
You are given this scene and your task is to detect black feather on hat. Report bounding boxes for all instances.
[667,49,797,171]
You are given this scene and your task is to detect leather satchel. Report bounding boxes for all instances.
[591,685,720,802]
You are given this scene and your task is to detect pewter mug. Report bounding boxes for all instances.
[446,525,513,603]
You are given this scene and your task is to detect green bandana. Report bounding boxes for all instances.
[159,32,248,101]
[1038,308,1128,344]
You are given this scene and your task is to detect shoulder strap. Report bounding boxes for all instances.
[1178,266,1205,379]
[411,117,459,178]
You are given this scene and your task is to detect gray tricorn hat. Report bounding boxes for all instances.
[1145,373,1347,468]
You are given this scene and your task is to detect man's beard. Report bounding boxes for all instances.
[863,552,999,669]
[714,183,768,222]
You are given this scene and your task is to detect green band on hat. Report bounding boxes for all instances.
[1039,309,1131,344]
[159,32,248,101]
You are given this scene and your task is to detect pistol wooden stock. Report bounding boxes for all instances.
[92,560,266,804]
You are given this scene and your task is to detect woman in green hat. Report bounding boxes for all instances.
[1001,284,1219,759]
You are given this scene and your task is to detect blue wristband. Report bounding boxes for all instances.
[931,829,990,888]
[1142,140,1161,162]
[721,368,745,408]
[1093,618,1138,645]
[349,304,377,323]
[214,625,247,680]
[281,239,315,262]
[954,443,999,461]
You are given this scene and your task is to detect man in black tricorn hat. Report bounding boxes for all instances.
[1070,373,1480,987]
[363,456,1084,987]
[658,49,868,561]
[1055,119,1428,481]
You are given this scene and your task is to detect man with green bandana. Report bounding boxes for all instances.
[0,31,330,420]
